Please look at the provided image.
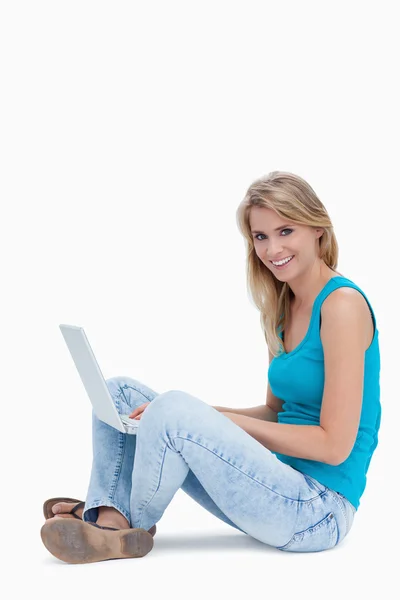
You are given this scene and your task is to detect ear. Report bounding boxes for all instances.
[315,228,324,239]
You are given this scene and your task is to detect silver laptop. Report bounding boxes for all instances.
[59,324,139,435]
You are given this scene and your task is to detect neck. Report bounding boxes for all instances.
[288,260,338,310]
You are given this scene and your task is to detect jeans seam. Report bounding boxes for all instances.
[107,392,126,500]
[302,473,329,500]
[135,433,321,530]
[170,433,325,504]
[121,384,155,405]
[327,489,348,531]
[136,440,168,529]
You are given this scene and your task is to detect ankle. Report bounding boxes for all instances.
[96,506,130,529]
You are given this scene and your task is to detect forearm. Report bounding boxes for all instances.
[220,412,333,464]
[212,404,278,422]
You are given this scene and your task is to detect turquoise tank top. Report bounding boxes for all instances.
[268,276,381,510]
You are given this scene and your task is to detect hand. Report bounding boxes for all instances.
[128,402,151,420]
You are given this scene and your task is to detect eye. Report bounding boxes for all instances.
[254,228,293,241]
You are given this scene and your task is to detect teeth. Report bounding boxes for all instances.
[272,256,293,266]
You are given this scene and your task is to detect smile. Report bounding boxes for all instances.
[270,255,294,268]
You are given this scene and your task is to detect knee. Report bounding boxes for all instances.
[152,390,189,405]
[145,390,201,418]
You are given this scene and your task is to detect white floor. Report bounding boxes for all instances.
[6,483,391,600]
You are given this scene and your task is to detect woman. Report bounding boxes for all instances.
[41,170,381,563]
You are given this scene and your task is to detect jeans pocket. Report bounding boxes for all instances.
[276,512,339,553]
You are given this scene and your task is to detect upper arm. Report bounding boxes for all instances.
[266,349,284,414]
[320,288,369,465]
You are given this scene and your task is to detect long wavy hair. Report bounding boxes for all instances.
[236,171,341,357]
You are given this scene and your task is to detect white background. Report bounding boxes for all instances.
[1,1,397,598]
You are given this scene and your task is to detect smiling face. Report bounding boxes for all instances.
[249,206,324,279]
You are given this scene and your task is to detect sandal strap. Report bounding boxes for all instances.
[87,521,119,531]
[70,501,85,518]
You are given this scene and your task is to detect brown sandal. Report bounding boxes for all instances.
[40,518,154,564]
[43,498,157,537]
[42,497,157,537]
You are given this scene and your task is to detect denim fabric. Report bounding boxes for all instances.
[82,376,356,553]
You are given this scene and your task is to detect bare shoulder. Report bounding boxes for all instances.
[321,286,373,350]
[322,286,370,311]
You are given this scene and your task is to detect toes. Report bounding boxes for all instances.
[52,502,78,515]
[47,514,67,521]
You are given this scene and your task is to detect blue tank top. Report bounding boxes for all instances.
[268,276,381,510]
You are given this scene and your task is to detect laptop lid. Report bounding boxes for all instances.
[59,324,126,433]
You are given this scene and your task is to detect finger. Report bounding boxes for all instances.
[129,403,148,418]
[129,407,143,418]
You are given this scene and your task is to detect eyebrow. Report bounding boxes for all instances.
[251,224,292,234]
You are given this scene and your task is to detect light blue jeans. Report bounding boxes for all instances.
[82,376,356,553]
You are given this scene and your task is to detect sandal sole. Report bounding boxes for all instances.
[42,497,157,537]
[40,519,154,564]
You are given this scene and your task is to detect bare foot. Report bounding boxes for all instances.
[49,502,130,531]
[50,501,84,520]
[96,506,130,530]
[47,500,157,537]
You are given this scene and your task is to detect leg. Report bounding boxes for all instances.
[180,470,246,533]
[81,376,244,533]
[130,390,351,550]
[81,376,159,525]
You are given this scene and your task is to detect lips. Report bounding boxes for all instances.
[270,255,294,266]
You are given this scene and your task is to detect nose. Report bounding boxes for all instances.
[266,241,285,260]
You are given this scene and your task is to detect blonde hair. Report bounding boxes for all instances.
[236,171,341,357]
